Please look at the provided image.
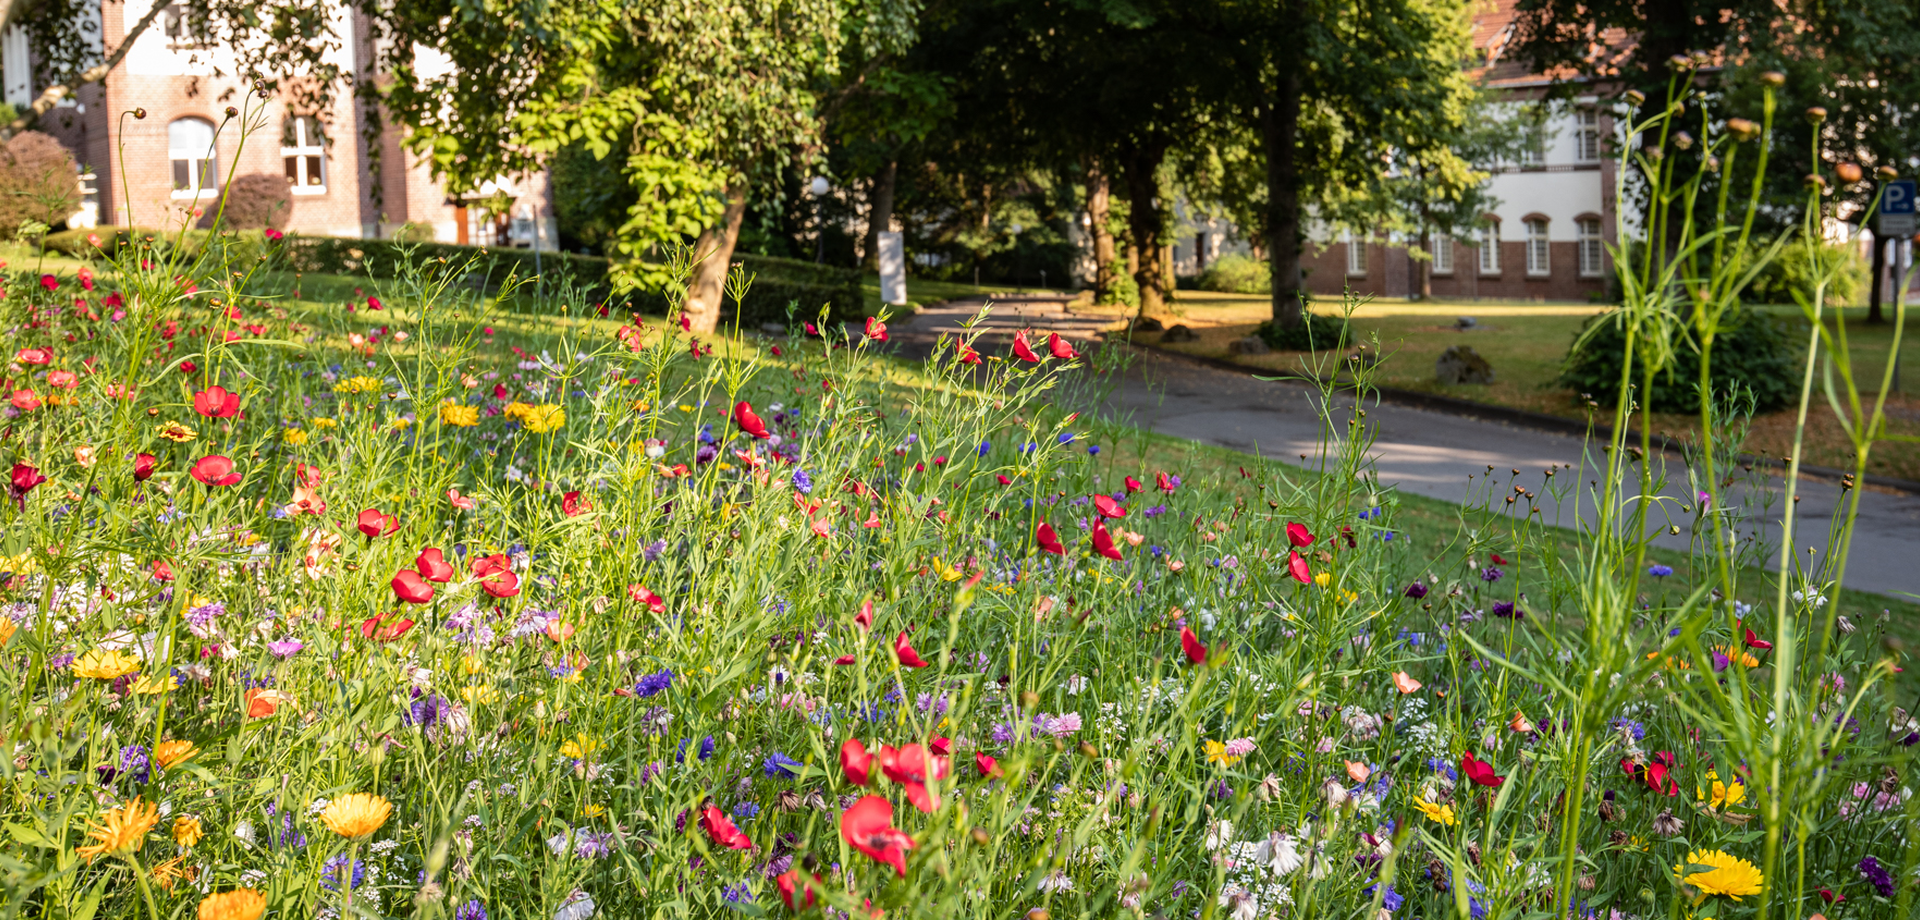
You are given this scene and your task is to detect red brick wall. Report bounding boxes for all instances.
[1303,238,1606,302]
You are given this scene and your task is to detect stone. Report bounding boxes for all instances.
[1454,316,1478,330]
[1132,316,1165,332]
[1435,345,1494,385]
[760,322,786,335]
[1228,335,1271,356]
[1161,324,1199,343]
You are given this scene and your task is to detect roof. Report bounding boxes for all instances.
[1467,0,1636,91]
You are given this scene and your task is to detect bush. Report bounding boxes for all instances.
[1256,310,1349,351]
[1745,240,1866,306]
[1194,252,1271,294]
[0,131,80,237]
[1558,309,1800,412]
[201,173,293,231]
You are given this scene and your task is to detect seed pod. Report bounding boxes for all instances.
[971,827,991,845]
[1760,71,1786,87]
[1673,131,1694,150]
[1725,118,1759,141]
[1806,106,1828,124]
[1836,162,1863,184]
[1667,54,1692,70]
[1878,165,1899,180]
[133,107,147,119]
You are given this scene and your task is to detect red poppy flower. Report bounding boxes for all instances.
[1643,759,1679,796]
[955,339,981,365]
[46,370,76,389]
[618,583,662,614]
[996,474,1013,485]
[1010,331,1042,362]
[150,560,174,582]
[1156,471,1178,493]
[38,274,57,292]
[189,455,241,487]
[1460,751,1505,788]
[471,554,521,598]
[974,752,1000,778]
[1124,475,1143,493]
[132,453,158,482]
[928,736,952,756]
[880,744,942,813]
[854,598,873,632]
[775,869,821,911]
[865,317,889,342]
[701,805,753,850]
[1047,332,1079,359]
[10,463,46,500]
[562,490,589,517]
[9,390,40,412]
[1286,522,1314,547]
[367,296,383,311]
[1742,626,1773,651]
[416,547,455,583]
[192,385,240,418]
[14,348,51,365]
[894,631,929,668]
[356,508,398,538]
[361,611,415,642]
[244,688,290,718]
[1491,552,1511,566]
[1092,494,1126,518]
[392,569,435,604]
[1035,522,1065,555]
[1287,550,1312,584]
[1819,889,1844,905]
[179,361,197,375]
[840,794,914,877]
[841,738,873,786]
[1090,520,1122,560]
[1180,625,1208,665]
[733,401,771,439]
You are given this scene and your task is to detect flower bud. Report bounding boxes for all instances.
[1878,166,1899,180]
[1805,106,1827,124]
[1644,146,1665,161]
[1836,162,1863,184]
[1705,156,1720,173]
[1623,89,1646,107]
[1805,173,1829,191]
[1759,71,1786,87]
[225,106,238,118]
[132,107,147,119]
[1673,131,1694,151]
[1667,54,1692,71]
[1725,118,1759,142]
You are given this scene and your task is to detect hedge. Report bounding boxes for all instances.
[38,229,864,326]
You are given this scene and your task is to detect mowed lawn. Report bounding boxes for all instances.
[1124,291,1920,481]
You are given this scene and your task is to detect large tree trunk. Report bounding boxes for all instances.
[861,160,897,271]
[1261,67,1305,326]
[1087,161,1115,301]
[683,186,748,334]
[1868,230,1888,324]
[1121,140,1170,317]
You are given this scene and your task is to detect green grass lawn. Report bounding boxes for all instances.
[860,273,1061,316]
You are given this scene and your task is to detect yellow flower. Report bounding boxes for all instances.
[172,815,203,848]
[283,427,309,446]
[333,375,384,395]
[197,889,267,920]
[461,685,499,705]
[1697,770,1746,809]
[319,792,393,839]
[581,803,606,819]
[390,417,412,432]
[1712,644,1760,668]
[1202,739,1242,767]
[311,416,338,429]
[1411,798,1456,826]
[76,797,160,861]
[1313,572,1331,588]
[72,648,141,680]
[0,618,15,647]
[1675,849,1764,901]
[149,855,197,891]
[439,402,480,427]
[559,733,603,760]
[154,739,199,771]
[503,401,533,421]
[461,655,486,675]
[131,673,172,695]
[156,420,197,442]
[520,404,565,434]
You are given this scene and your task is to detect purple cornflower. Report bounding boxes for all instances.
[722,882,753,903]
[1859,856,1896,897]
[644,539,667,561]
[118,745,150,784]
[791,469,814,494]
[635,669,674,697]
[321,854,367,891]
[1404,582,1429,599]
[1491,601,1520,619]
[762,752,802,779]
[1142,504,1168,518]
[695,444,719,464]
[1480,567,1503,583]
[456,900,488,920]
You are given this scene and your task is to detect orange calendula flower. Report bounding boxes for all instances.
[76,797,160,861]
[197,889,267,920]
[319,792,393,839]
[154,739,199,771]
[1509,711,1536,733]
[148,855,198,891]
[172,815,203,848]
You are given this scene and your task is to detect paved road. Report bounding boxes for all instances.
[892,295,1920,600]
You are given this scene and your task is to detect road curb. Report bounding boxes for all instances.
[1115,336,1920,497]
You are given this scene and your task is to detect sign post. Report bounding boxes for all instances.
[1878,179,1917,238]
[877,231,907,306]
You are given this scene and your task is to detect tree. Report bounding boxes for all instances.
[1387,88,1535,300]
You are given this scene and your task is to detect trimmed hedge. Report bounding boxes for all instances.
[39,230,863,325]
[1557,310,1800,413]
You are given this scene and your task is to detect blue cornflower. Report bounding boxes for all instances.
[978,440,991,456]
[635,669,674,697]
[1647,564,1674,577]
[1020,442,1038,454]
[1057,432,1075,445]
[1086,444,1100,455]
[699,735,716,760]
[791,469,814,494]
[722,882,754,903]
[456,900,488,920]
[732,801,761,819]
[321,855,367,891]
[1363,884,1404,912]
[1480,566,1503,583]
[763,752,802,779]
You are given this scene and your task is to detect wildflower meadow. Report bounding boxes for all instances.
[0,71,1915,920]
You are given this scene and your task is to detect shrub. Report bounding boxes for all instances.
[1745,240,1866,306]
[1558,309,1800,412]
[1194,252,1271,294]
[1256,310,1349,351]
[200,173,293,231]
[0,131,80,237]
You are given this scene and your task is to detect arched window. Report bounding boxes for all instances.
[1525,218,1551,275]
[1577,218,1605,276]
[168,117,217,198]
[1477,222,1500,274]
[281,116,326,193]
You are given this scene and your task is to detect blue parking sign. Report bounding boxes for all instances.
[1885,179,1917,215]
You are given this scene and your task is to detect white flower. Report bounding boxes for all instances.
[1217,884,1259,920]
[1065,674,1089,696]
[554,890,596,920]
[232,820,256,848]
[547,827,573,856]
[1252,832,1303,876]
[1204,818,1235,851]
[1037,870,1075,892]
[1324,780,1350,807]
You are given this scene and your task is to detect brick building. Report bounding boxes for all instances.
[2,0,556,248]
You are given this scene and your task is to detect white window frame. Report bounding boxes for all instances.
[168,117,217,199]
[281,115,327,195]
[1430,234,1453,275]
[1345,232,1367,277]
[1575,110,1602,163]
[1577,218,1605,276]
[1525,219,1551,276]
[1478,224,1500,274]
